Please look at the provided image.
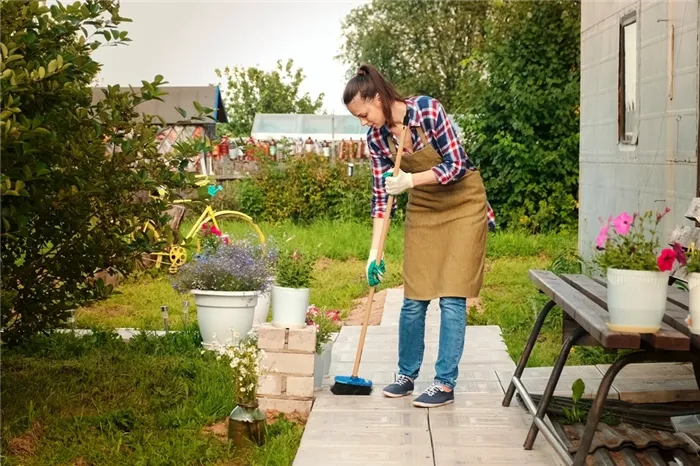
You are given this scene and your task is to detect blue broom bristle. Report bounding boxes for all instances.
[330,375,373,395]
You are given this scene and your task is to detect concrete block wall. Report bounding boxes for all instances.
[257,323,317,415]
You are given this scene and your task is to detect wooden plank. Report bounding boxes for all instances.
[561,274,690,351]
[667,286,690,310]
[668,225,700,249]
[684,197,700,223]
[528,270,641,349]
[562,313,600,347]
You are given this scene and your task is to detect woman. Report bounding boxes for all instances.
[344,64,495,408]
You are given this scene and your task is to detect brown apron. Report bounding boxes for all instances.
[387,126,487,301]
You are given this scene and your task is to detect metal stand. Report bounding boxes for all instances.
[504,298,700,466]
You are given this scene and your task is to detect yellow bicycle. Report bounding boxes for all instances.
[138,175,265,274]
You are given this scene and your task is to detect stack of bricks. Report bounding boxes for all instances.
[256,323,317,415]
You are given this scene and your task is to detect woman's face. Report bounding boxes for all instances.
[347,94,384,129]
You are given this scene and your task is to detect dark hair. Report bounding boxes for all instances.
[343,64,405,127]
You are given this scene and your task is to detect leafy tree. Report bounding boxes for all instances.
[0,0,211,345]
[455,0,580,233]
[215,59,324,137]
[336,0,490,110]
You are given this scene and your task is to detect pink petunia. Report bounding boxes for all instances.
[657,248,677,272]
[613,212,633,235]
[596,225,608,249]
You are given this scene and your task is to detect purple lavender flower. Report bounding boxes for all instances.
[171,239,278,293]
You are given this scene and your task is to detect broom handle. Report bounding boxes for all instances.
[352,114,409,378]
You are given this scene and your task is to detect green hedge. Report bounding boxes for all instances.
[211,154,409,224]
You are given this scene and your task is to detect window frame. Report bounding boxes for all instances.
[618,11,639,146]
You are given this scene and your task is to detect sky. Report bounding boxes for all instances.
[90,0,369,116]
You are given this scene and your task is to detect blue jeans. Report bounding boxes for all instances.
[397,297,466,389]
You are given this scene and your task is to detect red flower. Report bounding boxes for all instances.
[657,248,677,272]
[210,226,222,236]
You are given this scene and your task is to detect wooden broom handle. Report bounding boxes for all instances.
[352,113,410,377]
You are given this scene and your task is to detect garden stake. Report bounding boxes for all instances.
[161,305,169,334]
[331,110,410,396]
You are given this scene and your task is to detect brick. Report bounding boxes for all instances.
[286,325,316,353]
[257,323,286,351]
[258,374,283,396]
[285,376,314,398]
[265,352,314,376]
[259,397,312,415]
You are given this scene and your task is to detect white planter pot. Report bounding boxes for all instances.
[323,333,338,376]
[606,268,669,333]
[688,272,700,334]
[313,351,324,390]
[192,290,259,348]
[271,285,309,329]
[252,286,272,327]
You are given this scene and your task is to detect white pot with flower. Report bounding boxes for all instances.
[677,242,700,334]
[594,208,679,333]
[171,236,277,349]
[305,305,342,389]
[271,249,315,329]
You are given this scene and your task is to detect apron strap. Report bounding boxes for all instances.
[387,134,396,155]
[416,126,430,147]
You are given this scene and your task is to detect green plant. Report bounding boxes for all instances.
[562,378,587,424]
[455,0,580,233]
[305,305,341,354]
[209,331,269,405]
[0,0,220,346]
[274,249,314,289]
[594,208,678,272]
[682,243,700,274]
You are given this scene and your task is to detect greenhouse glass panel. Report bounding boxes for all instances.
[300,115,333,134]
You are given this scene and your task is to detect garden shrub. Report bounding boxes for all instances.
[223,154,408,224]
[0,0,209,345]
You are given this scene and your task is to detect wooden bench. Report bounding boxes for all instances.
[503,200,700,466]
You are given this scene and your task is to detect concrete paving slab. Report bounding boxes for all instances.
[612,378,700,403]
[303,410,428,430]
[293,445,434,466]
[428,410,533,429]
[496,365,603,381]
[595,362,694,378]
[298,427,432,447]
[433,446,562,466]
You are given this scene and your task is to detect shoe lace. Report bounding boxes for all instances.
[424,384,442,396]
[395,375,412,386]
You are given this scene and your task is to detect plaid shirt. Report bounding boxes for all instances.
[366,95,496,229]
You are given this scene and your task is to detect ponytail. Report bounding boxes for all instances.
[343,64,405,127]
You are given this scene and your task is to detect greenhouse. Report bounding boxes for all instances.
[250,113,465,142]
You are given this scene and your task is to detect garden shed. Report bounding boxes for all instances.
[91,85,228,154]
[578,0,699,259]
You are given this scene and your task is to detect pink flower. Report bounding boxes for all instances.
[656,206,671,224]
[613,212,633,235]
[657,248,677,272]
[595,225,608,249]
[672,242,687,266]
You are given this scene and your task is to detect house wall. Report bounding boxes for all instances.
[579,0,699,260]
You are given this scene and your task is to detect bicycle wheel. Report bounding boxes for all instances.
[195,210,265,246]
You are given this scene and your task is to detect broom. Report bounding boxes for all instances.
[330,110,410,396]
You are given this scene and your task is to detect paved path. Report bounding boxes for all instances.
[293,289,564,466]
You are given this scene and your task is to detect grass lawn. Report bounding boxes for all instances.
[1,327,303,466]
[75,219,605,367]
[3,219,615,466]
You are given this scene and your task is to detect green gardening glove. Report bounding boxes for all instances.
[366,248,386,287]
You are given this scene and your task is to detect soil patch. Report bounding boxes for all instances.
[264,409,308,425]
[7,421,44,457]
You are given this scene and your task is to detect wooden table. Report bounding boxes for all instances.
[502,270,700,466]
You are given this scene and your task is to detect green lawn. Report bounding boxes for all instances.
[1,328,302,466]
[3,219,611,466]
[75,219,596,367]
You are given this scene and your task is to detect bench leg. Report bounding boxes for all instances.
[503,300,556,407]
[523,326,586,451]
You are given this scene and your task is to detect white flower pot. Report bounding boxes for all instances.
[323,333,338,376]
[688,272,700,334]
[270,285,309,329]
[313,351,324,390]
[252,289,271,327]
[192,290,259,348]
[606,268,669,333]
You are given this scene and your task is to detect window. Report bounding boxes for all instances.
[618,15,638,144]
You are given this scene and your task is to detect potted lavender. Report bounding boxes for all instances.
[172,238,277,348]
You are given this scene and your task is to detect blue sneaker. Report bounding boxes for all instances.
[412,383,455,408]
[382,374,414,398]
